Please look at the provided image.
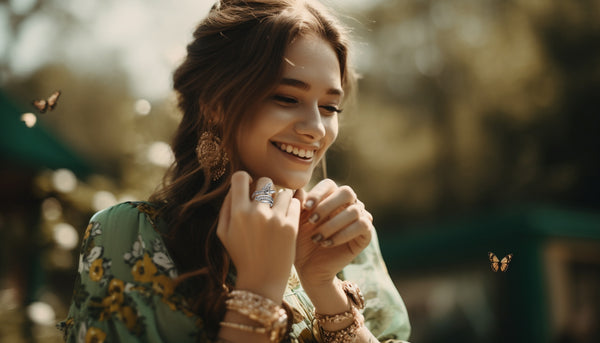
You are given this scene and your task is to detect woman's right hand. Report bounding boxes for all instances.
[217,171,301,302]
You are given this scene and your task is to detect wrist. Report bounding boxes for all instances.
[312,280,367,342]
[235,278,285,304]
[302,278,349,315]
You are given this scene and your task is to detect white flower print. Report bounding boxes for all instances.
[78,246,103,273]
[124,234,145,265]
[152,252,177,278]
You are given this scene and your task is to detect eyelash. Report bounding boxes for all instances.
[272,95,343,114]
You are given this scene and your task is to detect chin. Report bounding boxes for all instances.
[272,172,312,190]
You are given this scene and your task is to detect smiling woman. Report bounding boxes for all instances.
[59,1,410,342]
[238,35,342,190]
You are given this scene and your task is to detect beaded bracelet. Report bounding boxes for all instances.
[318,307,364,343]
[314,308,354,324]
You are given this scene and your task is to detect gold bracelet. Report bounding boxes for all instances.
[313,280,366,343]
[225,290,288,342]
[316,307,365,343]
[220,321,267,334]
[314,309,354,324]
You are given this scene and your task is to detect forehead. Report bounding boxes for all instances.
[281,35,342,91]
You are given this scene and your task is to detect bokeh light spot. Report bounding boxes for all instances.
[147,141,174,167]
[92,190,118,212]
[134,99,151,115]
[26,302,55,326]
[41,197,62,221]
[53,222,79,250]
[52,169,77,193]
[21,112,37,127]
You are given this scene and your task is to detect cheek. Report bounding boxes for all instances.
[324,117,339,148]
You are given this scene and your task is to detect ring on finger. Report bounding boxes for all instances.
[251,182,275,207]
[253,194,274,207]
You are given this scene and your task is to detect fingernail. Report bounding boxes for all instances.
[320,239,333,247]
[308,213,319,224]
[305,199,315,209]
[311,233,323,243]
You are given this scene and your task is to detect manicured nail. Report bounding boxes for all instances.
[308,213,319,224]
[311,233,323,243]
[305,199,315,209]
[320,239,333,247]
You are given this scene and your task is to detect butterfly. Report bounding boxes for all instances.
[32,90,61,113]
[488,252,513,272]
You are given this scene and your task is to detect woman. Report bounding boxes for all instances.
[60,0,410,342]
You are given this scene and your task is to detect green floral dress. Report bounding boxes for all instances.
[59,202,410,342]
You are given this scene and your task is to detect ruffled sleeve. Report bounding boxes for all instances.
[341,228,411,342]
[58,202,207,343]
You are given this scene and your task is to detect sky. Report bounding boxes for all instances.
[1,0,384,100]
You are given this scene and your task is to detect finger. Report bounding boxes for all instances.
[355,199,373,222]
[321,218,373,248]
[304,185,356,226]
[303,179,337,210]
[231,171,252,207]
[216,191,232,239]
[309,203,361,243]
[293,188,307,207]
[286,198,301,225]
[272,188,293,212]
[251,177,275,207]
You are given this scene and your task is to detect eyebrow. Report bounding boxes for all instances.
[280,78,344,96]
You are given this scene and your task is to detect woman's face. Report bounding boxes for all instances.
[237,34,342,189]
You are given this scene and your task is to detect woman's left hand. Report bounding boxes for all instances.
[293,179,374,289]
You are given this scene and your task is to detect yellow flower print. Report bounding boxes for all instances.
[131,253,158,283]
[102,292,124,315]
[108,278,125,295]
[83,223,92,241]
[89,259,104,282]
[85,327,106,343]
[152,274,174,297]
[119,306,138,331]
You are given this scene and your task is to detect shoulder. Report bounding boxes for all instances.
[86,202,161,245]
[80,201,176,283]
[90,201,159,230]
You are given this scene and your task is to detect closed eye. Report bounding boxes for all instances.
[272,95,298,105]
[319,105,343,114]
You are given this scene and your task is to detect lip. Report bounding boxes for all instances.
[270,141,317,163]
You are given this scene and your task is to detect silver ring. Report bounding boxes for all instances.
[252,182,275,207]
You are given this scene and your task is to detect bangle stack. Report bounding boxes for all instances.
[220,290,288,342]
[313,280,366,343]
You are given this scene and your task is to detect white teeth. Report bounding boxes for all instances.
[277,143,314,159]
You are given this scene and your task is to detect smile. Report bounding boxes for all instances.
[273,142,315,159]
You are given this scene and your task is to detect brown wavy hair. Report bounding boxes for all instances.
[149,0,355,337]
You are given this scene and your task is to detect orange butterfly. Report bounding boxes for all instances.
[488,252,513,272]
[32,90,61,113]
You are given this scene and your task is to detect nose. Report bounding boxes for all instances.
[294,104,326,140]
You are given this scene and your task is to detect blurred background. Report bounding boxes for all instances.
[1,0,599,342]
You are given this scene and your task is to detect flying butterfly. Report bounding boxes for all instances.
[32,90,61,113]
[488,252,513,272]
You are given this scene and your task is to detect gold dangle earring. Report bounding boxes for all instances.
[196,131,229,181]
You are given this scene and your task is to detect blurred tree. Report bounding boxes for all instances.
[328,0,600,228]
